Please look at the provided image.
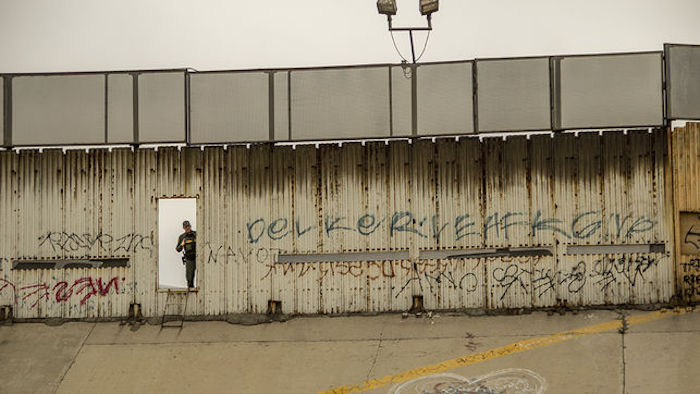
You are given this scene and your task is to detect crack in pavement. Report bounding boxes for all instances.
[365,322,385,382]
[616,311,629,394]
[51,322,96,394]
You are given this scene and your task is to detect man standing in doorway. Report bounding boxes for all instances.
[176,220,197,289]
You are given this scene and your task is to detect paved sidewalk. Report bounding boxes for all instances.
[0,308,697,393]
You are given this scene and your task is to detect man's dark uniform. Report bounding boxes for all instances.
[176,230,197,288]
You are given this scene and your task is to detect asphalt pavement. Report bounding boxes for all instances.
[0,307,697,393]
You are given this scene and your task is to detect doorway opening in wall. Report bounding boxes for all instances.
[158,198,197,290]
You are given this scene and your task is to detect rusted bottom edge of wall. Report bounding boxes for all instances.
[3,302,695,326]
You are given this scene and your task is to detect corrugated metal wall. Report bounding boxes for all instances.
[671,123,700,302]
[0,130,675,318]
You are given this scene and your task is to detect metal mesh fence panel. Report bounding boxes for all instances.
[12,74,105,145]
[290,66,390,140]
[556,53,663,129]
[666,44,700,120]
[138,71,185,143]
[0,77,3,146]
[391,65,413,136]
[107,73,133,144]
[476,57,550,133]
[190,72,269,144]
[274,71,289,141]
[417,62,474,136]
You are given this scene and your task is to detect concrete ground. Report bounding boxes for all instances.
[0,308,697,394]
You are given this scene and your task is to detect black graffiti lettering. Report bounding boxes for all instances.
[207,244,223,264]
[492,264,529,301]
[590,255,658,291]
[684,225,700,249]
[680,259,700,272]
[37,232,150,254]
[561,261,587,293]
[531,268,557,297]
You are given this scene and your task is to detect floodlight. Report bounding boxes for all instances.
[378,0,436,64]
[377,0,397,16]
[419,0,439,15]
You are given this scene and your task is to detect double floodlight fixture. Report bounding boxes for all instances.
[376,0,397,16]
[376,0,439,16]
[419,0,439,15]
[377,0,439,63]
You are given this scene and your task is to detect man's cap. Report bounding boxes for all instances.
[183,220,191,227]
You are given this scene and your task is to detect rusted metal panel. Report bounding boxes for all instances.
[0,152,15,307]
[132,148,157,317]
[419,258,486,310]
[269,146,296,313]
[389,142,414,311]
[2,149,135,319]
[671,123,700,302]
[247,145,273,314]
[0,130,677,318]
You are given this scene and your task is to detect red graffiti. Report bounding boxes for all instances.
[0,276,125,309]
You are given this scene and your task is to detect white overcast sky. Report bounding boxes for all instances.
[1,0,699,73]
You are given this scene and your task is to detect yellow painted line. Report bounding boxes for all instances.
[320,307,692,394]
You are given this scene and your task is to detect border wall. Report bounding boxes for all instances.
[0,129,684,319]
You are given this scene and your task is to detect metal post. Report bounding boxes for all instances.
[385,14,433,65]
[411,64,418,135]
[2,76,11,147]
[268,72,275,141]
[132,73,139,145]
[104,74,109,144]
[409,30,417,64]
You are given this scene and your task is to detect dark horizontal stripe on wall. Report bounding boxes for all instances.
[420,247,555,260]
[276,247,555,264]
[566,244,665,255]
[12,258,130,270]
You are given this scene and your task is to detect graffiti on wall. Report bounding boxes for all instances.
[0,276,125,309]
[36,232,153,255]
[245,210,656,244]
[681,258,700,298]
[201,242,663,303]
[680,212,700,255]
[399,255,659,300]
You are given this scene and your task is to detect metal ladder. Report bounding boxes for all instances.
[161,289,189,328]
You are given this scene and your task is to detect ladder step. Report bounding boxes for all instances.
[162,290,188,328]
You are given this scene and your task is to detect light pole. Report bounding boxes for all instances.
[377,0,439,64]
